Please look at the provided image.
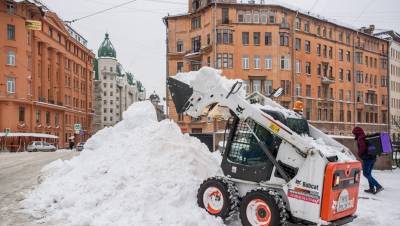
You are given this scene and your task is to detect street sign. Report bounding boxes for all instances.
[74,124,81,134]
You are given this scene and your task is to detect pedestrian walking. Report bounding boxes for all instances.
[352,127,384,194]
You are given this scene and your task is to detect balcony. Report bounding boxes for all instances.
[38,97,46,102]
[321,76,335,85]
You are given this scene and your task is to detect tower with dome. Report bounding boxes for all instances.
[92,33,146,132]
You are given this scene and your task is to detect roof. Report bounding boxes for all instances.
[98,33,116,58]
[165,1,387,41]
[0,133,58,139]
[375,30,400,43]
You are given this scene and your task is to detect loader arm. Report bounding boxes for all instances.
[167,77,313,156]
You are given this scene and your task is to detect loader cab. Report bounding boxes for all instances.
[221,110,309,182]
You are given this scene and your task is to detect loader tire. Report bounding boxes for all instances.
[197,176,239,219]
[240,188,288,226]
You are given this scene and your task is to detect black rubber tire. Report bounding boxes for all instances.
[197,176,239,219]
[240,189,285,226]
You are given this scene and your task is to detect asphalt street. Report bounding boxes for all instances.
[0,151,78,226]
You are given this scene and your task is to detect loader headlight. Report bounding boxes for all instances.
[354,171,360,183]
[333,174,340,187]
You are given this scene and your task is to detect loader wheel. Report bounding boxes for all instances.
[240,189,287,226]
[197,176,239,219]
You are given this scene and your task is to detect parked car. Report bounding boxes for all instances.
[76,142,85,152]
[27,141,56,152]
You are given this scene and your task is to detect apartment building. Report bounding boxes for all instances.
[164,0,389,135]
[92,33,146,133]
[0,0,95,147]
[375,30,400,140]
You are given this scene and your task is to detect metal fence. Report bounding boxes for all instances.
[392,142,400,168]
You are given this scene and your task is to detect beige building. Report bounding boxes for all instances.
[375,30,400,140]
[92,33,145,133]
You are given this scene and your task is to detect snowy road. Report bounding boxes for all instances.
[0,151,78,226]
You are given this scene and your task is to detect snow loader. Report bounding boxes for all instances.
[167,70,361,226]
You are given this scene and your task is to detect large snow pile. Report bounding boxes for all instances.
[21,101,224,226]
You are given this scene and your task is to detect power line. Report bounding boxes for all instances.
[352,0,374,24]
[65,0,138,23]
[309,0,319,12]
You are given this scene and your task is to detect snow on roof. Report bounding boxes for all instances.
[0,133,58,139]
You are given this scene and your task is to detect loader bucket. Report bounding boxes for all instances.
[167,77,194,114]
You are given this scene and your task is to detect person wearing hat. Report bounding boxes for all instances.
[352,126,383,194]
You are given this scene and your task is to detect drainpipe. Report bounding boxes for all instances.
[291,11,299,108]
[163,17,170,118]
[352,32,357,129]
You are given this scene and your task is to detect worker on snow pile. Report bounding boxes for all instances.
[352,127,384,194]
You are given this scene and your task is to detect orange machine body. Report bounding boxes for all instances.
[320,161,362,221]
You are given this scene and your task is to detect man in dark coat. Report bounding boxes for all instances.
[352,127,383,194]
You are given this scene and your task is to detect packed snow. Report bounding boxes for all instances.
[174,67,245,97]
[21,101,224,226]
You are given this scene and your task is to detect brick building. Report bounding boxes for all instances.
[0,0,95,148]
[164,0,389,135]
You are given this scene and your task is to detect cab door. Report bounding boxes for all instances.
[221,117,281,182]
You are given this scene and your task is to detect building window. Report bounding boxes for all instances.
[191,36,201,52]
[6,0,15,14]
[280,80,291,95]
[242,32,249,45]
[265,56,272,69]
[279,33,289,46]
[346,51,351,62]
[217,29,233,45]
[242,56,249,69]
[216,53,222,69]
[295,17,301,30]
[339,32,343,42]
[306,85,311,97]
[191,16,201,30]
[295,60,301,73]
[264,32,272,45]
[223,53,229,68]
[304,21,310,32]
[329,47,333,58]
[177,62,184,72]
[317,44,321,56]
[7,51,16,65]
[355,52,363,64]
[346,70,351,82]
[222,8,229,24]
[339,110,344,122]
[228,54,233,68]
[252,80,261,93]
[295,38,301,51]
[265,80,272,95]
[346,33,351,44]
[19,106,25,122]
[305,40,311,53]
[317,64,321,75]
[339,68,343,81]
[347,111,352,122]
[104,108,107,113]
[253,32,260,45]
[35,110,41,124]
[176,40,183,52]
[339,89,344,100]
[7,24,15,40]
[46,111,51,125]
[305,62,311,75]
[242,80,249,94]
[254,56,260,69]
[7,77,15,94]
[295,83,301,96]
[280,56,290,70]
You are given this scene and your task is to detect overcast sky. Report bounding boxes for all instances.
[41,0,400,100]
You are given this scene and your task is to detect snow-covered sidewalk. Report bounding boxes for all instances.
[353,169,400,225]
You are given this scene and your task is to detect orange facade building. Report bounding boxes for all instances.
[164,0,389,135]
[0,0,95,148]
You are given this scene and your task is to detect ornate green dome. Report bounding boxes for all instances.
[98,33,116,58]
